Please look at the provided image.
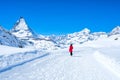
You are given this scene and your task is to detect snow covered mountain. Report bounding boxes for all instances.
[109,26,120,35]
[0,17,120,49]
[10,17,107,49]
[10,17,59,49]
[108,26,120,40]
[11,17,37,40]
[49,28,107,48]
[0,26,23,47]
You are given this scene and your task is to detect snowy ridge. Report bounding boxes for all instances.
[0,17,120,49]
[109,26,120,35]
[49,28,107,48]
[11,17,37,40]
[10,26,120,49]
[0,26,23,47]
[0,17,119,49]
[66,28,90,44]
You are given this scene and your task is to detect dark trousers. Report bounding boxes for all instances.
[70,52,73,56]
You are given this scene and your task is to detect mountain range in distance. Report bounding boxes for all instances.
[0,17,120,50]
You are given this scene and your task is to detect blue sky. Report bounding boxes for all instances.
[0,0,120,35]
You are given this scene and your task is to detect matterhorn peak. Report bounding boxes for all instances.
[11,17,36,39]
[13,17,29,31]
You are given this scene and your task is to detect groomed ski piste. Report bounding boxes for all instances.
[0,35,120,80]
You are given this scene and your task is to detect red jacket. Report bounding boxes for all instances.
[69,45,73,52]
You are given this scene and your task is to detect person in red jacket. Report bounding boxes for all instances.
[69,44,73,56]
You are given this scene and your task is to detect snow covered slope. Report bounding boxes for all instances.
[0,35,120,80]
[0,45,48,72]
[0,26,23,47]
[0,19,120,79]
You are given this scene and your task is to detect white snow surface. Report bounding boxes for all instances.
[0,35,120,80]
[0,45,35,56]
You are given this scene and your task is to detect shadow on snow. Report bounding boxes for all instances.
[0,53,49,73]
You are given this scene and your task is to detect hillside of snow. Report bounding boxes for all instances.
[0,45,49,72]
[0,33,120,80]
[0,26,23,47]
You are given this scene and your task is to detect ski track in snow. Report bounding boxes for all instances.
[0,53,49,73]
[0,48,120,80]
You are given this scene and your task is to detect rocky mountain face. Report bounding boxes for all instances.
[10,17,37,40]
[0,17,120,49]
[0,26,24,47]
